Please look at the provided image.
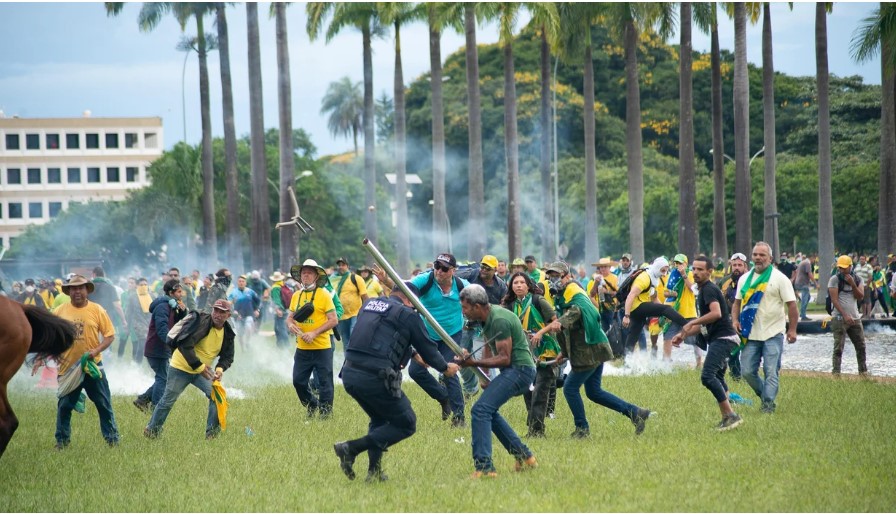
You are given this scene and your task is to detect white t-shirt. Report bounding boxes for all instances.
[735,267,796,341]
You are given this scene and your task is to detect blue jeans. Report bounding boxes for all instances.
[795,285,811,318]
[146,366,219,436]
[56,368,119,444]
[471,366,536,472]
[137,356,169,406]
[338,316,357,351]
[740,333,784,408]
[273,312,290,349]
[563,364,638,430]
[409,331,464,418]
[459,329,482,396]
[293,347,334,413]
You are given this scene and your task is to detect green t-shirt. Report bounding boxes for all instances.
[483,306,535,368]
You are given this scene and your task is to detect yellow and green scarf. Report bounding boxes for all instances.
[553,283,609,345]
[512,294,560,360]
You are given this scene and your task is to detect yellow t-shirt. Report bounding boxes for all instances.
[631,272,653,311]
[289,287,336,350]
[667,271,698,318]
[170,326,224,374]
[539,278,554,308]
[330,273,366,319]
[365,277,384,298]
[54,301,115,375]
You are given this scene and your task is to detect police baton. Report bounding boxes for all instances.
[363,239,490,383]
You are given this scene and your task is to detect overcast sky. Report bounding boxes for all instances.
[0,2,883,157]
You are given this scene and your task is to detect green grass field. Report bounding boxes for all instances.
[3,367,894,512]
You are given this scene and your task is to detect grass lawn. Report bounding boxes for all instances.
[2,367,894,512]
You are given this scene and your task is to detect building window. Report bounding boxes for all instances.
[105,133,119,149]
[28,202,43,219]
[27,168,41,184]
[106,167,120,182]
[7,168,21,184]
[86,133,99,149]
[87,167,100,183]
[8,203,22,218]
[145,132,158,148]
[49,202,62,218]
[126,167,138,182]
[5,134,19,150]
[125,133,138,148]
[67,167,81,183]
[48,168,61,183]
[46,133,60,149]
[26,133,40,150]
[66,133,80,149]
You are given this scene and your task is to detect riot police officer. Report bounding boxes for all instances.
[334,283,460,482]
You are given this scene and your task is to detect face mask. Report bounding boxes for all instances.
[548,276,563,296]
[25,286,35,294]
[137,285,149,294]
[218,276,231,287]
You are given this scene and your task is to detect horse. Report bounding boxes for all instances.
[0,295,76,458]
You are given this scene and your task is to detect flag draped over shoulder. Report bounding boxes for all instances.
[512,294,560,360]
[212,380,228,430]
[554,282,609,345]
[736,265,773,353]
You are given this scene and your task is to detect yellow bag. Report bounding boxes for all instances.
[211,380,228,430]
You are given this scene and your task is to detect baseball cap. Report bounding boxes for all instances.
[545,261,569,276]
[621,253,632,260]
[672,253,688,265]
[435,253,457,268]
[524,255,537,263]
[335,257,349,265]
[480,255,498,269]
[836,255,853,268]
[730,252,748,262]
[213,299,232,312]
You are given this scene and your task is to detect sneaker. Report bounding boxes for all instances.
[728,392,753,406]
[471,470,498,479]
[717,413,744,431]
[133,397,151,414]
[307,404,318,419]
[144,427,160,439]
[54,440,69,451]
[451,416,466,429]
[631,409,652,435]
[570,427,590,439]
[525,431,545,439]
[107,438,120,447]
[514,455,538,472]
[206,427,221,440]
[760,402,776,414]
[439,398,451,421]
[365,469,389,483]
[333,442,356,480]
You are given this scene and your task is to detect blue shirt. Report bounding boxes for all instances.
[410,270,470,340]
[227,287,260,317]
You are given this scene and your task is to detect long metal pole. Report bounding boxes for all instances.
[363,238,490,382]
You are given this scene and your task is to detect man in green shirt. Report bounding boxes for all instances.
[457,284,537,478]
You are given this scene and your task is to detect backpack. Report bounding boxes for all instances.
[614,268,647,308]
[419,271,465,296]
[166,310,202,350]
[280,283,295,309]
[825,273,855,315]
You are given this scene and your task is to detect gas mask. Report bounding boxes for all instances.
[548,276,564,297]
[216,275,232,287]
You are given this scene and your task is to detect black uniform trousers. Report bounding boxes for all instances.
[342,367,417,457]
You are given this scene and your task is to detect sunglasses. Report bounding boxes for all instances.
[480,265,494,271]
[434,263,453,272]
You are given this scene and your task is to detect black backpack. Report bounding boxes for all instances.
[419,271,465,296]
[166,310,202,350]
[614,269,647,308]
[825,273,856,315]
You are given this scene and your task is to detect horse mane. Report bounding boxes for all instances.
[22,305,76,360]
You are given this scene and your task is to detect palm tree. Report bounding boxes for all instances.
[308,2,383,250]
[105,2,218,269]
[678,2,698,260]
[462,3,486,261]
[557,3,603,264]
[762,2,780,260]
[378,2,421,276]
[247,3,273,274]
[816,2,834,305]
[733,3,751,255]
[694,3,727,261]
[320,77,363,154]
[214,3,243,272]
[851,2,896,261]
[273,2,297,271]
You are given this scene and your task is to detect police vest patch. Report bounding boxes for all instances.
[363,300,392,313]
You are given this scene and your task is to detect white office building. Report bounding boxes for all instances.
[0,114,163,249]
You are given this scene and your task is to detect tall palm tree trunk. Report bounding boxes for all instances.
[678,2,697,259]
[465,6,486,261]
[247,3,272,273]
[710,15,727,261]
[584,44,599,265]
[762,3,779,260]
[504,41,522,260]
[539,26,555,262]
[430,16,448,254]
[733,4,751,255]
[275,3,297,272]
[196,13,217,269]
[216,4,242,271]
[880,40,896,259]
[393,21,410,276]
[816,4,834,305]
[624,19,644,263]
[362,23,378,251]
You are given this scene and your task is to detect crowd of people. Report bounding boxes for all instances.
[3,248,895,479]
